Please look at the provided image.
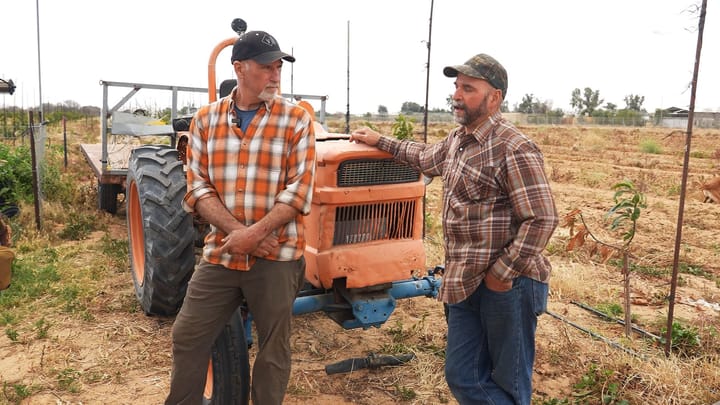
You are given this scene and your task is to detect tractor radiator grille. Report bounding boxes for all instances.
[333,200,416,245]
[337,159,419,186]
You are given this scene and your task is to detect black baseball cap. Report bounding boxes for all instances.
[231,30,295,64]
[443,53,507,99]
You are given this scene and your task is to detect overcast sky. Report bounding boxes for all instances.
[1,0,718,115]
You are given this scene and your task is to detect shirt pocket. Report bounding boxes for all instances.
[450,165,501,220]
[460,165,500,202]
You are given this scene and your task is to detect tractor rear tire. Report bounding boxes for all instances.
[98,182,121,214]
[126,146,195,316]
[203,308,251,405]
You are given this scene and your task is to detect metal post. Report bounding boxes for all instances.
[665,0,707,357]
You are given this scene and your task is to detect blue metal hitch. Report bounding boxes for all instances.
[242,267,443,345]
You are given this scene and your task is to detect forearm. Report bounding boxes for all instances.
[250,202,299,240]
[194,195,245,234]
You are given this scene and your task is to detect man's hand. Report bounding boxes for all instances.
[349,127,381,146]
[220,226,279,257]
[484,271,513,292]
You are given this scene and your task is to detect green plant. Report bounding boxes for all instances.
[0,144,34,207]
[596,302,623,318]
[678,262,714,280]
[58,211,98,240]
[395,384,417,401]
[0,252,62,321]
[391,114,415,140]
[607,180,646,337]
[661,322,701,357]
[564,180,646,338]
[573,363,629,404]
[5,327,18,341]
[639,139,661,154]
[100,233,129,269]
[383,319,415,354]
[361,121,379,131]
[56,368,82,393]
[666,183,681,196]
[606,180,646,244]
[2,382,32,402]
[34,318,50,339]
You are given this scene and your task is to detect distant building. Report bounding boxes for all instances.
[658,107,720,129]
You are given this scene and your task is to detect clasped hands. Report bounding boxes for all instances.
[220,225,279,258]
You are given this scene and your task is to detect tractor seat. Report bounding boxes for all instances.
[219,79,237,98]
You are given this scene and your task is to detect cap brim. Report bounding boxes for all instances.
[253,51,296,64]
[444,65,488,81]
[443,66,460,78]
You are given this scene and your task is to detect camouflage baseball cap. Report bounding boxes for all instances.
[443,54,507,99]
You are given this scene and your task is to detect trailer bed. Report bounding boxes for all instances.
[80,142,137,185]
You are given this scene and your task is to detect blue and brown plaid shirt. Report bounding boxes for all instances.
[377,110,558,304]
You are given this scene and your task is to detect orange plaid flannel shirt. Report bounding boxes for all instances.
[183,92,316,270]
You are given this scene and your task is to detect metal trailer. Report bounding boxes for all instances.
[80,79,328,215]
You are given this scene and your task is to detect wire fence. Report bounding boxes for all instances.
[352,112,720,129]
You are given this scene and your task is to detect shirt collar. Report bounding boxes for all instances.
[227,87,275,112]
[462,110,502,144]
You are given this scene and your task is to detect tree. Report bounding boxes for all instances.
[516,94,552,114]
[500,100,509,113]
[517,94,536,113]
[400,101,423,113]
[624,94,645,112]
[391,114,415,140]
[570,87,604,116]
[377,105,388,115]
[564,180,646,338]
[570,88,583,113]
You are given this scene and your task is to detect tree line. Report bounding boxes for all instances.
[387,87,651,122]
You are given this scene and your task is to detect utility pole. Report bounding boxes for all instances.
[423,0,434,143]
[345,20,350,134]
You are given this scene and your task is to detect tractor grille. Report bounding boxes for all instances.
[333,200,416,245]
[337,159,419,186]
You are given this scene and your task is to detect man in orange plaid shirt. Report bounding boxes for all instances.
[166,30,316,405]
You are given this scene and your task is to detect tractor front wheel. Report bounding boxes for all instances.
[126,146,195,316]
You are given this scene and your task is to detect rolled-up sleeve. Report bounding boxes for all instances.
[276,116,315,215]
[182,111,217,214]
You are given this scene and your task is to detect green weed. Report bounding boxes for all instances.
[5,327,18,342]
[661,322,701,357]
[639,139,661,154]
[2,382,33,402]
[56,368,82,393]
[34,318,50,339]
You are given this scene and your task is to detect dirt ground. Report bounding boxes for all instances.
[1,123,720,404]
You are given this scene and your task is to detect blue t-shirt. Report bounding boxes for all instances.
[233,106,259,133]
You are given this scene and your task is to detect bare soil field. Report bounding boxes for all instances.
[1,121,719,404]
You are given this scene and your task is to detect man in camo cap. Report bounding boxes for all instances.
[350,53,558,404]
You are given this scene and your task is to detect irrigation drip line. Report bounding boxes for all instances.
[570,300,663,342]
[546,310,645,359]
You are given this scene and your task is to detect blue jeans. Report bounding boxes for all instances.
[445,276,548,405]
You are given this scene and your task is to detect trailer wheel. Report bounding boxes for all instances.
[98,182,121,214]
[127,146,195,316]
[203,308,251,405]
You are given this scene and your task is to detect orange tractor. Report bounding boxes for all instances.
[105,18,442,403]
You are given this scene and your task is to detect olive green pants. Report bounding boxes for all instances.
[165,257,305,405]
